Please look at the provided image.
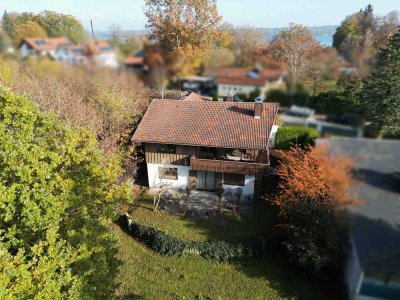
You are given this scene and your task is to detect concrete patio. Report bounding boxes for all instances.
[163,189,254,218]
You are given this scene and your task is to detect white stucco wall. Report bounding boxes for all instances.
[19,43,34,58]
[95,53,119,68]
[147,163,189,190]
[218,84,266,98]
[269,125,279,148]
[222,174,255,197]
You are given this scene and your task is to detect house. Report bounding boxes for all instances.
[54,40,118,68]
[204,67,285,97]
[132,93,279,198]
[19,37,70,58]
[319,137,400,300]
[123,49,146,73]
[54,43,86,65]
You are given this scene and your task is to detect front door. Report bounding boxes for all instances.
[196,171,216,191]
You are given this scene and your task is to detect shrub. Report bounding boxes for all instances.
[275,126,319,150]
[123,215,265,262]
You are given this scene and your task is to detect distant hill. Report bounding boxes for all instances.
[93,30,149,40]
[94,25,338,47]
[259,25,338,46]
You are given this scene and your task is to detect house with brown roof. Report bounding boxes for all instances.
[123,49,146,73]
[204,67,286,98]
[132,93,279,198]
[54,40,118,68]
[19,37,70,58]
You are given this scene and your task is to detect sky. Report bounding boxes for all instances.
[1,0,399,31]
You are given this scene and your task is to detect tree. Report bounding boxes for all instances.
[333,5,399,74]
[230,25,266,67]
[0,87,131,298]
[1,11,16,39]
[119,35,144,59]
[15,21,47,43]
[271,146,356,284]
[205,46,235,68]
[359,28,400,134]
[264,24,321,83]
[109,23,122,46]
[144,0,222,75]
[35,10,86,42]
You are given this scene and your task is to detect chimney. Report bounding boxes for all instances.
[254,96,264,119]
[226,90,233,102]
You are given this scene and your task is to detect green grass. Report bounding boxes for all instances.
[114,195,332,299]
[126,194,276,242]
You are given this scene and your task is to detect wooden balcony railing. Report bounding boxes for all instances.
[190,156,269,175]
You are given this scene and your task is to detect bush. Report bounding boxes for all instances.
[123,215,265,262]
[275,126,319,150]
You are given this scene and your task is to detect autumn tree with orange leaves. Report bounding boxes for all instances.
[271,145,357,289]
[144,0,222,76]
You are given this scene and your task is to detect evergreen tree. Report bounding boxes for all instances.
[359,28,400,134]
[1,11,16,39]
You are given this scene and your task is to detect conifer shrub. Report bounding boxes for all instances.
[123,215,265,262]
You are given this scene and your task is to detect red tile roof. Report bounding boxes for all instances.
[205,67,284,87]
[124,56,144,65]
[21,37,70,51]
[217,76,268,87]
[183,92,208,102]
[132,98,279,150]
[205,67,284,80]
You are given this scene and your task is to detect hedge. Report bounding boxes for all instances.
[123,214,265,262]
[275,126,319,150]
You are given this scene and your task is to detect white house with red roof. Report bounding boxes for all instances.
[19,37,70,58]
[132,93,279,198]
[204,67,286,97]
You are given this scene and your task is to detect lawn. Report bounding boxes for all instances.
[114,195,331,299]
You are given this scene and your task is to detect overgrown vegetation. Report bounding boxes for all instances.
[275,126,319,150]
[269,146,357,297]
[2,10,86,43]
[0,59,149,175]
[0,87,131,298]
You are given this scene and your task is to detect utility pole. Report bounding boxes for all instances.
[90,19,95,40]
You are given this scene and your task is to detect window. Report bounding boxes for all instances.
[224,173,245,186]
[158,144,176,154]
[159,167,178,180]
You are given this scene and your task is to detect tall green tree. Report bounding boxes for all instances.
[1,11,16,39]
[0,87,130,298]
[359,28,400,134]
[35,10,86,42]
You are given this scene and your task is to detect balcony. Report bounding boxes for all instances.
[190,156,269,175]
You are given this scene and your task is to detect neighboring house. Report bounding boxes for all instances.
[55,40,118,68]
[84,41,118,68]
[54,43,86,65]
[123,49,146,73]
[204,67,285,97]
[19,37,70,59]
[132,93,279,198]
[320,138,400,300]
